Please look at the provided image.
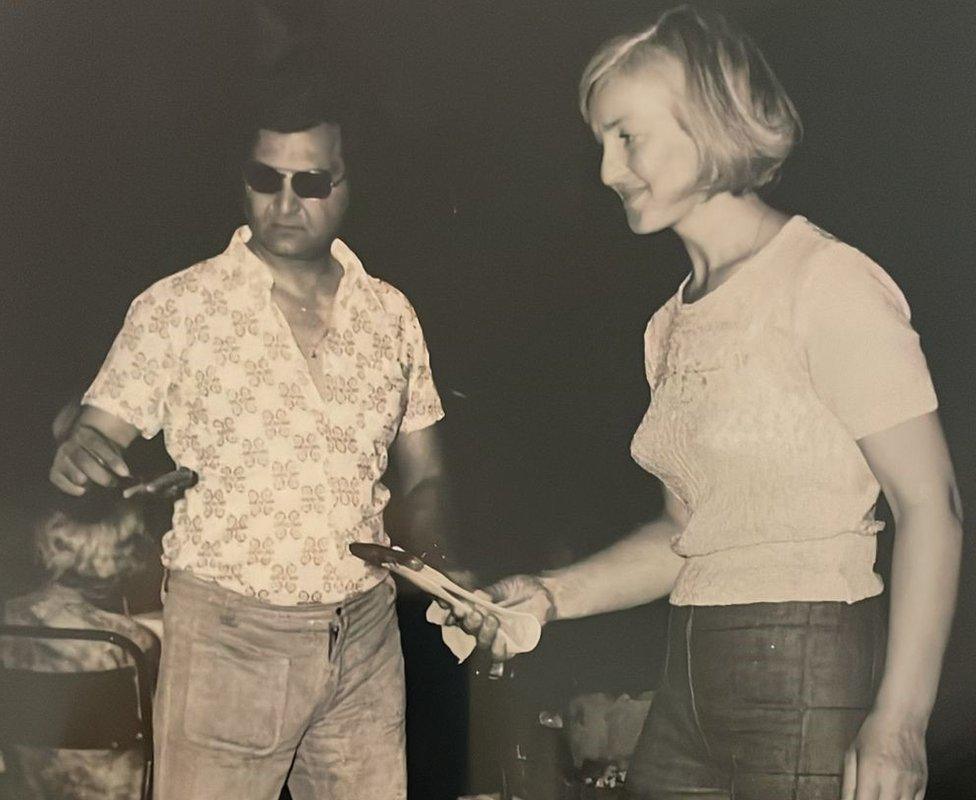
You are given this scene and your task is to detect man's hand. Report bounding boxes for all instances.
[842,710,927,800]
[447,573,555,664]
[50,421,133,496]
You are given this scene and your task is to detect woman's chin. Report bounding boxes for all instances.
[625,198,702,235]
[626,211,668,236]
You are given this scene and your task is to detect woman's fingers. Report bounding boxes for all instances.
[458,608,484,636]
[490,633,510,663]
[453,606,503,651]
[437,577,539,663]
[476,613,499,650]
[435,598,516,663]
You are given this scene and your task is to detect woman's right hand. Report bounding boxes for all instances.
[449,573,556,663]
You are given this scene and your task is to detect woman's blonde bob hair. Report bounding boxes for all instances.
[579,4,802,196]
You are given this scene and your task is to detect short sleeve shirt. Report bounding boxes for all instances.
[630,216,938,605]
[83,227,445,604]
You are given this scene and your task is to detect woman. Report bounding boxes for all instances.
[1,492,159,800]
[459,6,962,799]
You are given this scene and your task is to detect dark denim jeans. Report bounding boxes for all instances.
[627,597,886,800]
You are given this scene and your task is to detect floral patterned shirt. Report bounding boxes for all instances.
[83,227,444,604]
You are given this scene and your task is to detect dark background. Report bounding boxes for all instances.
[1,1,973,797]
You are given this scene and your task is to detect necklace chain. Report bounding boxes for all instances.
[272,285,331,359]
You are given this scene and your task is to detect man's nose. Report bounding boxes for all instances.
[273,178,300,214]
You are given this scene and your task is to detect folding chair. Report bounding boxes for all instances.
[0,624,154,800]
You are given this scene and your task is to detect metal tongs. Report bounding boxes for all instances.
[122,466,199,499]
[348,542,542,652]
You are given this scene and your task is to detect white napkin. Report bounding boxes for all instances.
[425,600,542,663]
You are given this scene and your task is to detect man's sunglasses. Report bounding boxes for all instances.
[243,160,346,199]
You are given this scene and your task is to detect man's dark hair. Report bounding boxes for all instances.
[238,55,363,174]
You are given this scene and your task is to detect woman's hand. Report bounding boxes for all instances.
[842,710,927,800]
[446,574,555,663]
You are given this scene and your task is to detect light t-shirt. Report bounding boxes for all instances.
[630,216,938,605]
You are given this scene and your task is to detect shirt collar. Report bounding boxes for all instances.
[226,225,371,301]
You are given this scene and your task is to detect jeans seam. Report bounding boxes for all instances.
[661,606,674,689]
[155,606,179,795]
[792,603,814,800]
[869,598,885,692]
[685,607,713,760]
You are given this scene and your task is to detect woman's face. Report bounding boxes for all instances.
[588,59,704,234]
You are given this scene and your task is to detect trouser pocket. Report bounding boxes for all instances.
[182,636,289,756]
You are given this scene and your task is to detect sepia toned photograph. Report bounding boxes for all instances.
[1,2,973,799]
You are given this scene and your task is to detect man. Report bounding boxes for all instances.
[49,82,452,800]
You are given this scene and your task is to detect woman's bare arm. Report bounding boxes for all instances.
[843,410,963,800]
[541,486,688,619]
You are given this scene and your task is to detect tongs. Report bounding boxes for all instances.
[348,542,542,652]
[122,467,199,499]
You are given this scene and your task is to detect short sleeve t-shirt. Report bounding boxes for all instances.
[630,216,938,605]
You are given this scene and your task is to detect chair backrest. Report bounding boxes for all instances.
[0,624,154,800]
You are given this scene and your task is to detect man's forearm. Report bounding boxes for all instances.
[385,475,460,567]
[540,515,685,620]
[873,502,963,725]
[76,404,140,448]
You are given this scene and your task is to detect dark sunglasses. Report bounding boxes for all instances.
[243,160,346,199]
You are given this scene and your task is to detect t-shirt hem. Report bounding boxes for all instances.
[398,408,446,435]
[163,564,389,606]
[669,580,884,607]
[848,395,939,441]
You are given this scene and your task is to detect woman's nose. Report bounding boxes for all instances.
[600,144,626,187]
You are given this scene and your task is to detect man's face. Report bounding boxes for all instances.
[244,122,350,262]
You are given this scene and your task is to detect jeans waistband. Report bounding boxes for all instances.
[670,594,883,630]
[164,569,389,620]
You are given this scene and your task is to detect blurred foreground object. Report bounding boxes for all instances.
[0,491,159,799]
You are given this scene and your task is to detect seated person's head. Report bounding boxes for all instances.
[34,492,152,606]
